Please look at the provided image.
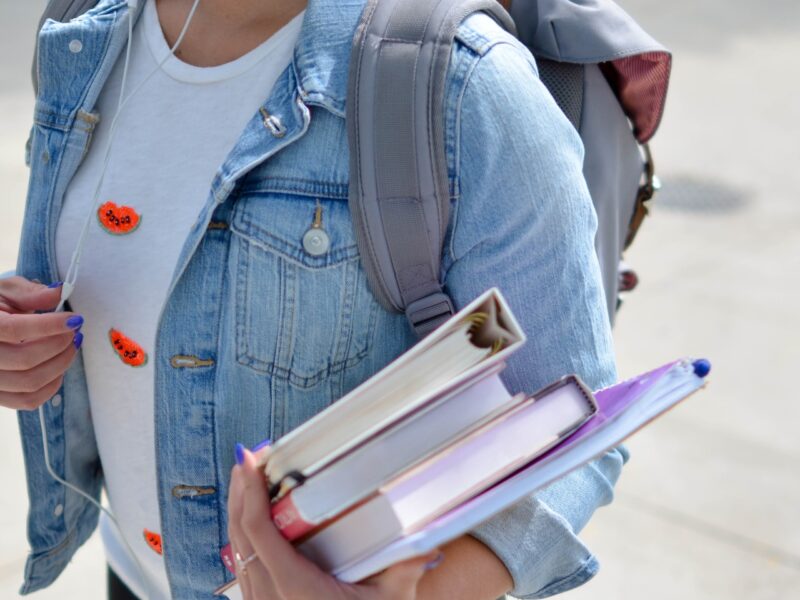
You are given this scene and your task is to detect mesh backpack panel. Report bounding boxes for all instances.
[536,59,584,132]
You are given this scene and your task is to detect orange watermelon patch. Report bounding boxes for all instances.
[143,529,163,555]
[109,329,148,367]
[98,201,141,235]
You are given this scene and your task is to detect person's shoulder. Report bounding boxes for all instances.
[455,11,538,75]
[451,12,575,147]
[451,11,561,124]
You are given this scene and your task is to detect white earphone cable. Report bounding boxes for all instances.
[58,0,202,312]
[39,2,203,598]
[37,402,156,600]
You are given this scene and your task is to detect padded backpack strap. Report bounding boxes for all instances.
[32,0,99,94]
[347,0,515,337]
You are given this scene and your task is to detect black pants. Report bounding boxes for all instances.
[108,567,140,600]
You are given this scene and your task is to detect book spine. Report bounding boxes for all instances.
[272,493,316,541]
[220,543,235,575]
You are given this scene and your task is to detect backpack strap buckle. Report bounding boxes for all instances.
[406,292,455,338]
[625,143,661,249]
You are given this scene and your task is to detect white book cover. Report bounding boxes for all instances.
[264,288,526,491]
[286,369,519,526]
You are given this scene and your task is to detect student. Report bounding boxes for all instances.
[3,0,626,598]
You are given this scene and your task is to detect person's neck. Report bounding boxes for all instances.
[156,0,307,67]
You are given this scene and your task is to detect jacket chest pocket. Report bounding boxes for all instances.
[231,193,379,389]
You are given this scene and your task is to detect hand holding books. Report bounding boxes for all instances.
[223,446,440,600]
[215,289,711,596]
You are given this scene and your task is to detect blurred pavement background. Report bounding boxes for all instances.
[1,1,798,598]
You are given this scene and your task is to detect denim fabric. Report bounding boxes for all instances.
[16,0,624,598]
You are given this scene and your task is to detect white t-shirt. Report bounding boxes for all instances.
[55,2,304,597]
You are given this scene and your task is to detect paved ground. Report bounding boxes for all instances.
[1,1,798,599]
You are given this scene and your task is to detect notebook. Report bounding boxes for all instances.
[333,358,710,582]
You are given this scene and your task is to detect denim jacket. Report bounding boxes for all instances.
[16,0,627,597]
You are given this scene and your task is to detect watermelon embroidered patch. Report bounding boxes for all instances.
[143,529,163,555]
[98,201,141,235]
[109,329,148,367]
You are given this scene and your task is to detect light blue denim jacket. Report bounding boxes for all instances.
[16,0,627,597]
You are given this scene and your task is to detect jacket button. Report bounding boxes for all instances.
[50,394,62,407]
[68,39,83,53]
[259,107,287,138]
[172,485,216,499]
[53,504,64,517]
[170,355,215,368]
[302,229,330,256]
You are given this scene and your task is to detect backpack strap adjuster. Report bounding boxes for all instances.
[406,292,455,338]
[625,143,661,249]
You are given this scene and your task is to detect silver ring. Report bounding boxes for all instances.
[234,551,258,576]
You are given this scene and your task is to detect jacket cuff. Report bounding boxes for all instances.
[469,448,628,598]
[19,498,99,595]
[469,493,597,599]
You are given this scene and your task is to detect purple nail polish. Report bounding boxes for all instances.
[424,553,444,571]
[48,281,64,289]
[235,443,245,465]
[73,331,84,350]
[66,315,84,330]
[251,439,272,452]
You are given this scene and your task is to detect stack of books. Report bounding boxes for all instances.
[216,289,710,595]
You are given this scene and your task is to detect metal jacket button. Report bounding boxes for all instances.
[69,39,83,53]
[172,485,216,499]
[170,355,215,368]
[259,107,287,138]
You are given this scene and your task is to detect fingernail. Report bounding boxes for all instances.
[73,331,84,350]
[48,281,64,288]
[235,443,245,465]
[424,553,444,571]
[66,315,84,330]
[251,439,271,452]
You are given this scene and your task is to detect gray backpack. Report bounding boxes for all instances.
[36,0,671,336]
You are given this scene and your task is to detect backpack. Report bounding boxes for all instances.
[35,0,671,337]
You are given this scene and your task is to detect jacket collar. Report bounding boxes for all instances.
[36,0,365,122]
[292,0,367,117]
[133,0,368,117]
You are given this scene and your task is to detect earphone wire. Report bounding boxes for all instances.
[39,2,203,598]
[37,402,157,600]
[58,0,202,312]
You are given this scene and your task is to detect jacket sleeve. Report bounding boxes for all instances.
[442,30,627,599]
